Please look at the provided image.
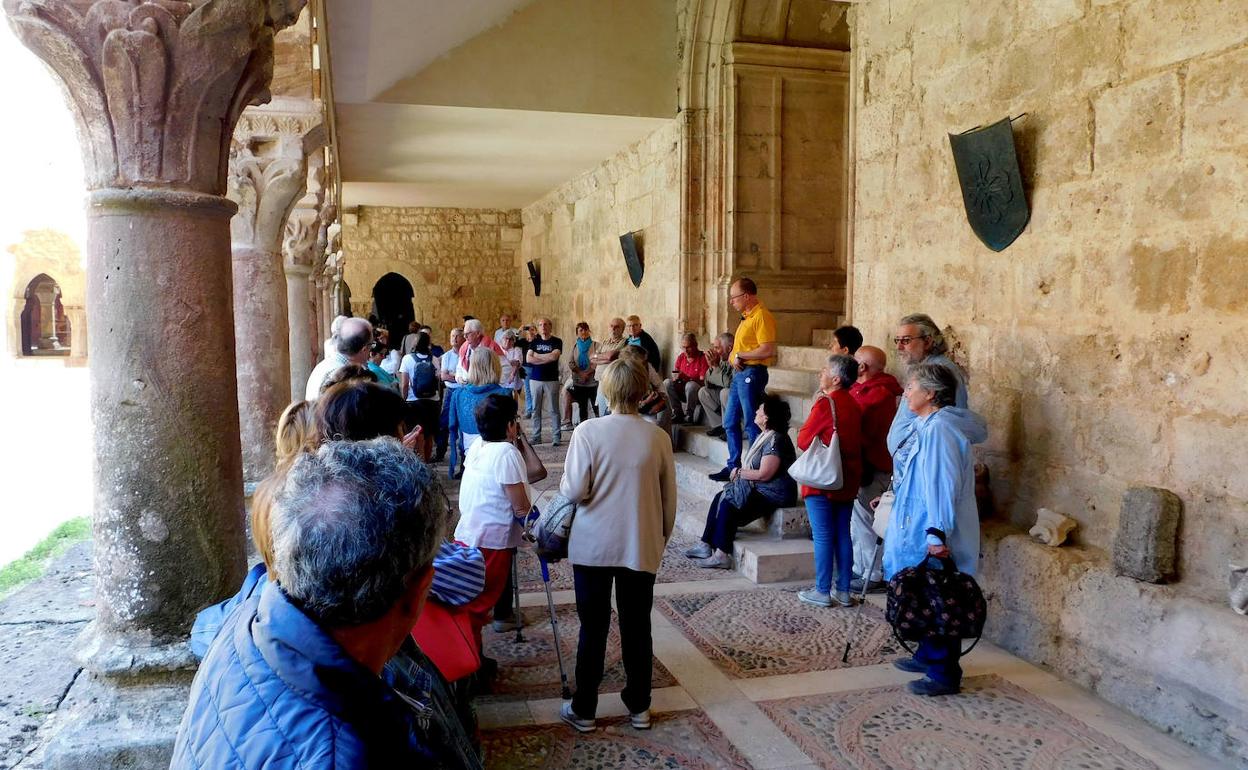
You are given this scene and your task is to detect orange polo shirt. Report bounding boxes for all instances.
[731,301,777,366]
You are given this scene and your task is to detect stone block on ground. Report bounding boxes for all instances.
[1113,486,1181,583]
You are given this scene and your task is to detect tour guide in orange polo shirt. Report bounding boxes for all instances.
[709,277,778,481]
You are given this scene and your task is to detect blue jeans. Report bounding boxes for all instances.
[723,366,768,468]
[524,377,533,414]
[915,637,962,689]
[804,495,853,594]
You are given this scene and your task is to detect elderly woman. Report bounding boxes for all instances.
[617,345,672,441]
[558,358,676,734]
[884,362,981,697]
[561,321,600,429]
[498,329,525,402]
[796,354,863,608]
[454,394,532,650]
[448,348,513,478]
[685,393,796,569]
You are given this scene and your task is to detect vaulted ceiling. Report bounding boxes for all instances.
[325,0,678,210]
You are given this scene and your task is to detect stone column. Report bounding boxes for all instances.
[2,0,305,765]
[228,105,323,481]
[33,283,60,349]
[283,262,314,398]
[65,304,87,362]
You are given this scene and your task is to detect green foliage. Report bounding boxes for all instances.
[0,518,91,596]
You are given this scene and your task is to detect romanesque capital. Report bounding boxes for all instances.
[3,0,307,194]
[282,207,319,266]
[227,103,323,252]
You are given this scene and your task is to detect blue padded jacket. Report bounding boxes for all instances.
[170,580,433,769]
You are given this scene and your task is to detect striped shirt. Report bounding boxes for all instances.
[429,541,486,606]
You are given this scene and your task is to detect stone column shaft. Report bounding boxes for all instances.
[284,263,314,400]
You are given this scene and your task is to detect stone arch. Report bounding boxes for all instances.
[19,273,70,356]
[370,272,416,342]
[679,0,853,345]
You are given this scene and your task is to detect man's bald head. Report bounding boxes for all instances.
[336,317,374,363]
[854,345,887,381]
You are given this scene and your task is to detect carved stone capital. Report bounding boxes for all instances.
[282,206,318,266]
[3,0,307,193]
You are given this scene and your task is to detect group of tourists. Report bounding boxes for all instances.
[172,279,987,768]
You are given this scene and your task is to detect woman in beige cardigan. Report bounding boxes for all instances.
[557,357,677,734]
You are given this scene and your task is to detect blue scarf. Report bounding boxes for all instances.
[575,337,593,370]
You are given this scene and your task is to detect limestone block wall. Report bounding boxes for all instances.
[850,0,1248,761]
[342,207,523,344]
[520,121,682,364]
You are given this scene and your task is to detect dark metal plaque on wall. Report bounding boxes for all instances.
[949,117,1030,252]
[621,232,644,287]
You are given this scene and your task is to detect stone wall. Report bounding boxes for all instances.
[520,120,682,364]
[850,0,1248,762]
[342,207,523,344]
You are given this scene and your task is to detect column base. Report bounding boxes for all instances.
[42,673,190,770]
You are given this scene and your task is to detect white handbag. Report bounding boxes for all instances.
[787,394,844,491]
[872,490,894,538]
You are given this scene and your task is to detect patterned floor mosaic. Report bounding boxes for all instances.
[480,605,677,703]
[515,530,740,593]
[656,587,904,679]
[757,674,1162,770]
[480,710,752,769]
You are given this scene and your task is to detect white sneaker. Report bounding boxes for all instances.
[629,709,651,730]
[798,588,833,607]
[560,702,596,733]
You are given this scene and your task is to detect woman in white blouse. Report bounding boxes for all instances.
[452,393,531,650]
[557,358,676,734]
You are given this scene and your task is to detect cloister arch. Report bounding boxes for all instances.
[18,273,70,356]
[371,271,416,339]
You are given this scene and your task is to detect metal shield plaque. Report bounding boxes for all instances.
[621,232,644,287]
[949,117,1030,252]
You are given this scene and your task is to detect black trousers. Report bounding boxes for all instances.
[571,565,656,718]
[701,490,774,554]
[493,548,516,621]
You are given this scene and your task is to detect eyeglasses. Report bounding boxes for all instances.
[893,334,928,346]
[728,293,747,301]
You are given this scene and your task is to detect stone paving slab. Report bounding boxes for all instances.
[480,605,676,704]
[656,587,904,679]
[0,543,93,625]
[757,674,1162,770]
[480,708,751,769]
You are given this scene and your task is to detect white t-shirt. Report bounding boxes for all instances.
[454,440,528,550]
[399,352,439,401]
[381,349,401,375]
[440,349,462,390]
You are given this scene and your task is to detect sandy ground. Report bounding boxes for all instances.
[0,357,92,567]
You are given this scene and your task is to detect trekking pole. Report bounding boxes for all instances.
[511,552,525,644]
[539,556,573,701]
[842,537,884,663]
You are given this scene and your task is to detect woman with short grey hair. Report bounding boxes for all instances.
[883,361,979,697]
[557,358,676,734]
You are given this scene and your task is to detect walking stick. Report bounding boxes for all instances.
[842,536,883,663]
[511,551,525,644]
[539,556,574,701]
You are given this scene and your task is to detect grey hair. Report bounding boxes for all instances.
[907,361,960,408]
[336,317,373,356]
[717,332,735,348]
[826,354,858,390]
[502,329,517,342]
[463,318,484,335]
[270,438,450,628]
[330,315,347,337]
[898,313,948,355]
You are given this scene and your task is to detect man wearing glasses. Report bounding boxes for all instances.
[885,313,969,456]
[709,277,777,482]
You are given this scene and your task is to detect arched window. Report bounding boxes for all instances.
[19,274,70,356]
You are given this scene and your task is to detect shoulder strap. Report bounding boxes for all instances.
[823,393,838,432]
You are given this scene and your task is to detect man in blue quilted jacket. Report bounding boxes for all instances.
[171,438,462,769]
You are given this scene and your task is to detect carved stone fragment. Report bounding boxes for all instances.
[1231,564,1248,616]
[1029,507,1077,547]
[1113,486,1182,583]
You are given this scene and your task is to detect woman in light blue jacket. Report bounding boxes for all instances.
[883,362,983,697]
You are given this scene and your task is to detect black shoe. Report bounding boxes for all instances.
[708,467,733,482]
[893,657,927,674]
[850,577,887,594]
[706,426,726,438]
[908,677,960,697]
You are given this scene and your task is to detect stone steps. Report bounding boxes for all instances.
[776,344,831,371]
[673,446,815,584]
[764,366,820,394]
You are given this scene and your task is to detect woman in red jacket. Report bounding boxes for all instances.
[796,354,864,607]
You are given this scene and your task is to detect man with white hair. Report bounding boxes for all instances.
[493,313,517,347]
[305,317,373,400]
[886,313,968,455]
[324,314,347,359]
[456,318,504,382]
[171,439,465,768]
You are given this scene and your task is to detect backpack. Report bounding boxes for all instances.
[526,494,577,562]
[411,355,438,398]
